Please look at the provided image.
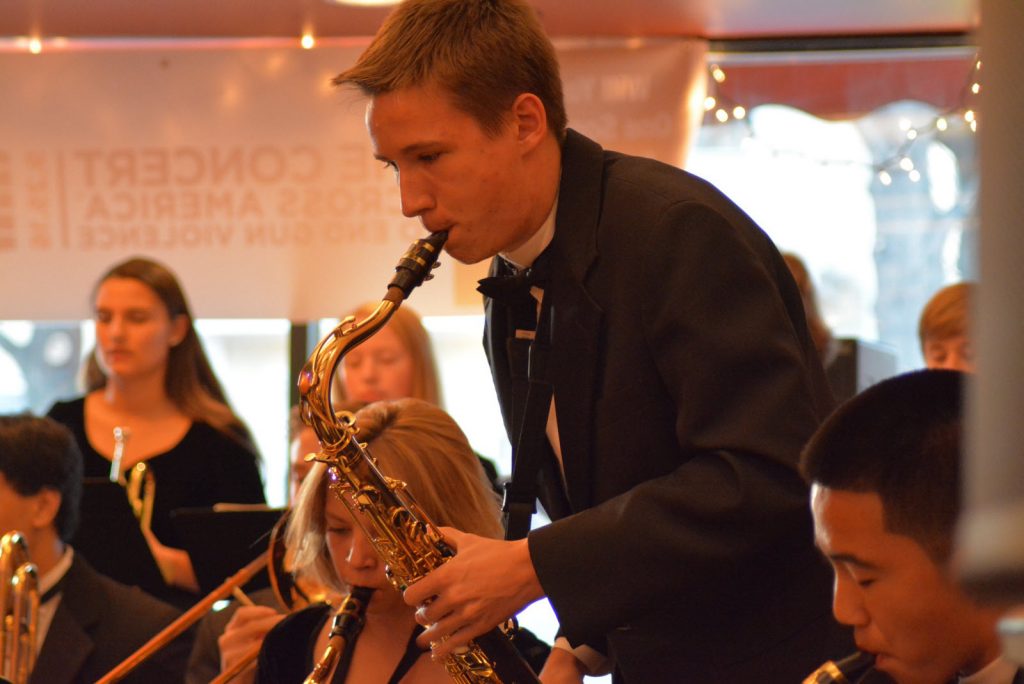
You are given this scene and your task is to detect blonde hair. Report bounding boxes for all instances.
[287,398,501,594]
[918,282,975,351]
[332,303,442,406]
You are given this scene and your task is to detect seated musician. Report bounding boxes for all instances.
[257,398,548,683]
[0,414,189,683]
[800,370,1020,684]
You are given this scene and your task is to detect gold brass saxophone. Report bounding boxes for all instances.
[303,586,374,684]
[298,231,538,684]
[109,426,155,534]
[0,531,39,684]
[803,651,877,683]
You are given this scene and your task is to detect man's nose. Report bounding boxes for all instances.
[398,171,433,218]
[832,575,869,628]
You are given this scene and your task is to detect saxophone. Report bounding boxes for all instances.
[297,231,539,684]
[304,586,374,684]
[803,651,878,683]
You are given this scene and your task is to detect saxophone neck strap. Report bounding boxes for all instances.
[503,292,553,542]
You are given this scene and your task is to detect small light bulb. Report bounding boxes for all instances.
[936,117,948,132]
[906,129,917,140]
[703,96,716,111]
[715,108,729,123]
[301,33,315,49]
[908,169,921,183]
[879,171,893,186]
[732,106,746,120]
[899,157,915,172]
[711,66,726,83]
[29,37,42,54]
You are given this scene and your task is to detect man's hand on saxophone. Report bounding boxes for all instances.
[403,528,545,659]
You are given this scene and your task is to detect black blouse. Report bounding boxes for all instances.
[47,397,266,549]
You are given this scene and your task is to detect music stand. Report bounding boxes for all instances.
[171,506,285,596]
[71,478,166,597]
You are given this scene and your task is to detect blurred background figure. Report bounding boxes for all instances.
[46,256,265,603]
[783,252,837,371]
[918,281,975,372]
[334,303,501,489]
[0,414,189,683]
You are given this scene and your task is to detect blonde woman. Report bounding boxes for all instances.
[256,399,511,683]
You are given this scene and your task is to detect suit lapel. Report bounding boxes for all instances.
[545,130,606,512]
[31,558,98,684]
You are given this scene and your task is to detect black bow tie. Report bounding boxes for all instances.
[477,254,552,303]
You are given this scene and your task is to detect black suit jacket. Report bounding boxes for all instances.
[31,552,189,684]
[484,130,852,682]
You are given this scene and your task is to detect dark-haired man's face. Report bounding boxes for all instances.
[366,82,541,265]
[810,484,999,683]
[0,473,40,542]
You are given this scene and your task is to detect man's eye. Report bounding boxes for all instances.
[327,527,351,535]
[419,152,440,163]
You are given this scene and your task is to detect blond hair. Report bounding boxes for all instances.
[333,0,566,140]
[332,303,442,406]
[287,398,501,593]
[918,282,975,351]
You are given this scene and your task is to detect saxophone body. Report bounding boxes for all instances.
[298,232,538,684]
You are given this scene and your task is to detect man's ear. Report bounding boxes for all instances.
[30,488,62,531]
[510,93,549,152]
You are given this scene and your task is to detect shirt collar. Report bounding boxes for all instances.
[38,544,73,603]
[499,194,558,272]
[958,655,1019,684]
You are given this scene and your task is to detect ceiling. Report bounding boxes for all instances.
[0,0,979,44]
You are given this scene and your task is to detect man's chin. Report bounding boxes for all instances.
[874,655,933,684]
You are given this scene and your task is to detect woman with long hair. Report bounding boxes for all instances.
[47,256,265,596]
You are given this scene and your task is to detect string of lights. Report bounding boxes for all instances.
[702,55,982,186]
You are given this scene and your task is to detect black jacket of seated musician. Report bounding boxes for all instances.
[30,552,189,684]
[483,129,854,682]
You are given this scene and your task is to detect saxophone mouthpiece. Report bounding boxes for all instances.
[386,231,449,301]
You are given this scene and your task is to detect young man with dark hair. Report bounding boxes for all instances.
[801,370,1020,684]
[0,414,188,683]
[335,0,851,680]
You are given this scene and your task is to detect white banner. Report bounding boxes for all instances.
[0,38,705,320]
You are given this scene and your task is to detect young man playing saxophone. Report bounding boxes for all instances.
[802,370,1021,684]
[334,0,852,680]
